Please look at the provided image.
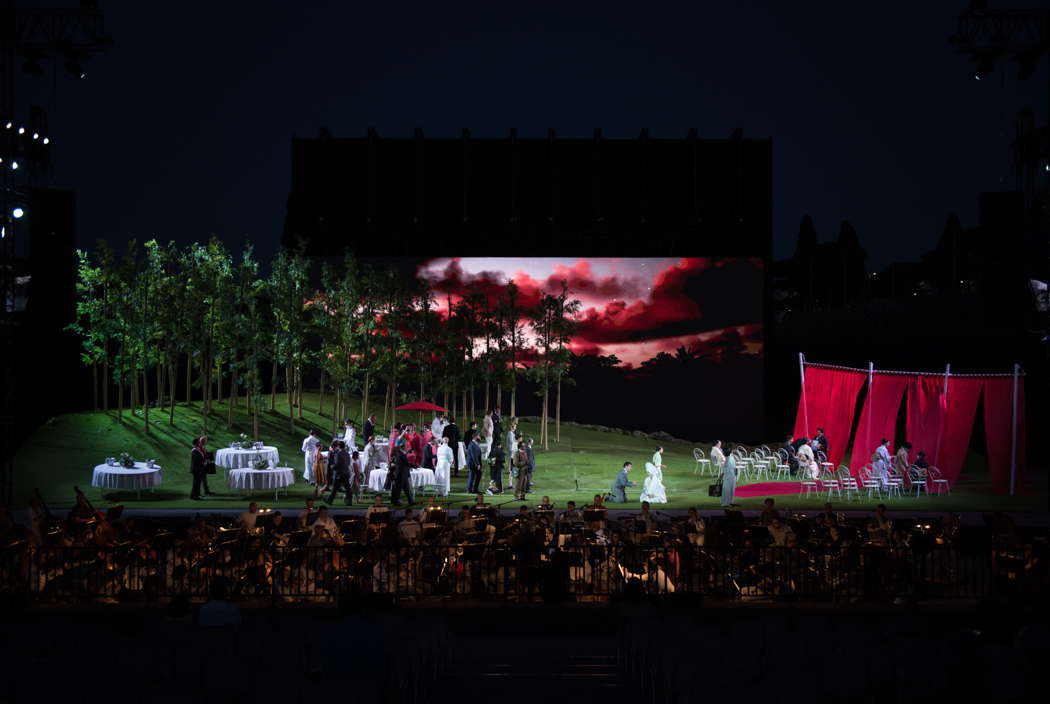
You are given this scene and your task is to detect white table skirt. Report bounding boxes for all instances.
[215,446,280,469]
[367,467,436,492]
[92,462,163,490]
[227,467,295,491]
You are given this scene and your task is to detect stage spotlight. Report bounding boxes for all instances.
[4,122,10,129]
[10,161,18,170]
[17,127,24,134]
[12,207,24,219]
[32,133,38,140]
[42,137,49,145]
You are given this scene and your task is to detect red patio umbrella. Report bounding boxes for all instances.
[395,400,449,412]
[395,400,449,427]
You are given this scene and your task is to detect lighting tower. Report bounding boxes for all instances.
[0,1,111,504]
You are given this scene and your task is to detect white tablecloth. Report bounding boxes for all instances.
[92,462,163,490]
[215,446,280,469]
[227,467,295,491]
[367,467,436,492]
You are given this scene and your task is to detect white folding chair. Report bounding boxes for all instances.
[884,468,903,499]
[838,466,858,501]
[929,467,950,495]
[860,469,882,499]
[693,448,711,476]
[909,465,927,497]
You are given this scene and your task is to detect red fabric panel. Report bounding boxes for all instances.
[851,374,909,475]
[906,376,947,466]
[792,366,866,468]
[983,376,1026,495]
[936,377,983,487]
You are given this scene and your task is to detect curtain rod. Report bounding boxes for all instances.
[803,361,1024,378]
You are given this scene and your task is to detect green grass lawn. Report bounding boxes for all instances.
[13,393,1048,514]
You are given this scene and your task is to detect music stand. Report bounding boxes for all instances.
[105,505,124,522]
[471,505,495,519]
[289,529,311,547]
[368,511,391,527]
[583,508,606,523]
[423,508,447,525]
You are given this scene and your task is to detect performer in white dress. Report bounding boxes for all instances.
[301,430,321,483]
[872,438,892,488]
[796,440,818,479]
[435,437,453,497]
[430,414,443,441]
[652,446,666,470]
[639,462,668,504]
[342,419,356,451]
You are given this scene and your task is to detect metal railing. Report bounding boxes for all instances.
[0,542,999,604]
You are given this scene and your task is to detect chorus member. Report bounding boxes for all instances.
[301,429,321,483]
[483,411,494,445]
[710,440,726,475]
[488,439,506,495]
[895,441,912,490]
[813,427,829,458]
[465,433,483,495]
[436,437,454,497]
[720,444,738,508]
[442,417,461,476]
[525,437,536,491]
[608,462,636,503]
[342,419,356,450]
[872,439,892,488]
[512,440,530,500]
[464,421,478,447]
[362,414,377,444]
[796,438,818,479]
[190,435,211,500]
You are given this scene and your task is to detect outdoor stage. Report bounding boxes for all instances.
[12,393,1046,517]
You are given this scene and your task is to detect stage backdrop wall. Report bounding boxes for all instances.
[851,374,909,475]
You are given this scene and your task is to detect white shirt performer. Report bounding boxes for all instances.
[342,422,356,450]
[435,438,454,497]
[652,446,666,470]
[710,441,726,472]
[431,415,443,440]
[301,430,321,482]
[872,440,892,488]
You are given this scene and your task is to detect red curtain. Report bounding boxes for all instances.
[851,374,909,475]
[983,377,1026,495]
[792,366,866,468]
[906,376,947,467]
[935,377,983,487]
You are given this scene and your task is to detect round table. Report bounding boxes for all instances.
[215,446,280,470]
[227,467,296,500]
[367,466,436,494]
[92,462,163,499]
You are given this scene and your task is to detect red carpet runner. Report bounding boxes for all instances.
[733,481,804,498]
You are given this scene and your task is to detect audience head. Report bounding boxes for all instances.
[567,500,576,509]
[763,498,775,508]
[374,495,383,506]
[248,502,257,513]
[641,501,650,511]
[318,506,329,517]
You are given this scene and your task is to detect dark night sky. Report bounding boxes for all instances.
[14,0,1048,270]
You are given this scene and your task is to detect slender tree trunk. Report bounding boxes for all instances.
[143,369,150,434]
[483,378,489,416]
[296,365,304,419]
[382,384,389,429]
[156,362,164,413]
[270,358,278,411]
[318,371,325,417]
[286,363,294,433]
[362,369,370,423]
[463,389,468,425]
[92,363,98,411]
[496,382,502,415]
[227,364,237,428]
[102,354,109,412]
[168,361,177,425]
[131,365,138,414]
[186,353,192,405]
[556,374,562,443]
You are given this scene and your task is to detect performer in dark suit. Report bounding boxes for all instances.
[814,428,829,459]
[782,435,799,476]
[465,436,483,494]
[491,411,502,450]
[442,417,461,476]
[421,439,436,470]
[190,436,212,500]
[326,442,353,505]
[488,439,505,494]
[390,448,415,506]
[525,437,536,491]
[463,421,478,446]
[607,462,636,503]
[362,414,377,444]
